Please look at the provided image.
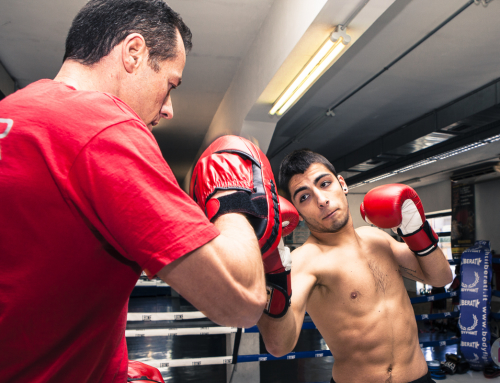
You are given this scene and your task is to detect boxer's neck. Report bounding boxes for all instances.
[308,213,357,247]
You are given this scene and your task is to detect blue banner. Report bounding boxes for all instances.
[459,240,492,369]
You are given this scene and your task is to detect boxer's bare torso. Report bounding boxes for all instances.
[258,162,451,383]
[294,226,427,383]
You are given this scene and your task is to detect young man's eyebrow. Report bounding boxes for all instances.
[292,173,332,200]
[314,173,331,185]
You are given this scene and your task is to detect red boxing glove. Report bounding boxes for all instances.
[128,360,164,383]
[190,135,281,259]
[263,196,299,318]
[360,184,439,256]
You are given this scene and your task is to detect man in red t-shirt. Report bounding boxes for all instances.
[0,1,272,382]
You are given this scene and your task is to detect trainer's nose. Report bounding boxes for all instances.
[160,95,173,120]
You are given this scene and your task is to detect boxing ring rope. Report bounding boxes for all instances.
[128,253,500,371]
[126,326,239,337]
[127,292,463,367]
[127,312,207,321]
[126,313,460,338]
[126,292,459,323]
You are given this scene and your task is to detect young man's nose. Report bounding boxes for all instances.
[316,191,329,207]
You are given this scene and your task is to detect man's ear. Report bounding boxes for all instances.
[122,33,148,74]
[338,175,348,194]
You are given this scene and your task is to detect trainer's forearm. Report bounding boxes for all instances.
[211,213,267,322]
[416,246,453,287]
[213,213,265,291]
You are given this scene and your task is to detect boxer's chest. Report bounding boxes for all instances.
[311,244,404,313]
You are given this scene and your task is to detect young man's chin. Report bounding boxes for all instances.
[325,213,350,234]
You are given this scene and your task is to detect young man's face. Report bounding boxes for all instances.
[288,163,350,234]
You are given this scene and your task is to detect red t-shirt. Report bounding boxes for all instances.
[0,80,219,382]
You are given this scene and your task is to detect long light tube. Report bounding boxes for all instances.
[270,27,350,116]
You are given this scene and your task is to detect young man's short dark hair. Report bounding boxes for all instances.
[279,149,338,198]
[64,0,192,71]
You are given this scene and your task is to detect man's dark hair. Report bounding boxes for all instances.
[279,149,337,196]
[64,0,192,71]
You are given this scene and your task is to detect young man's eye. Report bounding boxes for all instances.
[299,194,309,203]
[321,181,331,188]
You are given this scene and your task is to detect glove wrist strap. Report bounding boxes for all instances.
[398,220,439,256]
[264,270,291,318]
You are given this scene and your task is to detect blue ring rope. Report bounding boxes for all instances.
[244,311,460,333]
[236,338,460,363]
[410,291,457,304]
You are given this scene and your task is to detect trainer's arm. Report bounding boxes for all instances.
[257,248,317,357]
[157,212,266,328]
[388,232,453,287]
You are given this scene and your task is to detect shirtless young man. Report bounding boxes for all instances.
[258,149,453,383]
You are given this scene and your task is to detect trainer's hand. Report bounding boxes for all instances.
[360,184,439,256]
[263,196,299,318]
[190,135,281,259]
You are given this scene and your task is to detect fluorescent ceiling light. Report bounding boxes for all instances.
[483,134,500,143]
[269,26,351,116]
[395,159,437,174]
[349,132,500,189]
[433,142,487,160]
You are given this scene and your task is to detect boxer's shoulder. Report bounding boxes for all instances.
[290,242,324,269]
[356,225,390,239]
[356,226,394,250]
[291,242,315,261]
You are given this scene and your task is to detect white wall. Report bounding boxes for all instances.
[347,193,368,229]
[201,0,329,147]
[348,180,453,229]
[413,180,451,214]
[0,61,15,96]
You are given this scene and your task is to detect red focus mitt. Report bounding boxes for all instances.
[127,360,164,383]
[190,135,281,259]
[360,184,439,256]
[264,196,299,318]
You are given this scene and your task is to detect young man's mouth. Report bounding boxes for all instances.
[323,209,338,220]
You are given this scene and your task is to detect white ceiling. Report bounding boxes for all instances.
[1,0,500,192]
[152,0,274,178]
